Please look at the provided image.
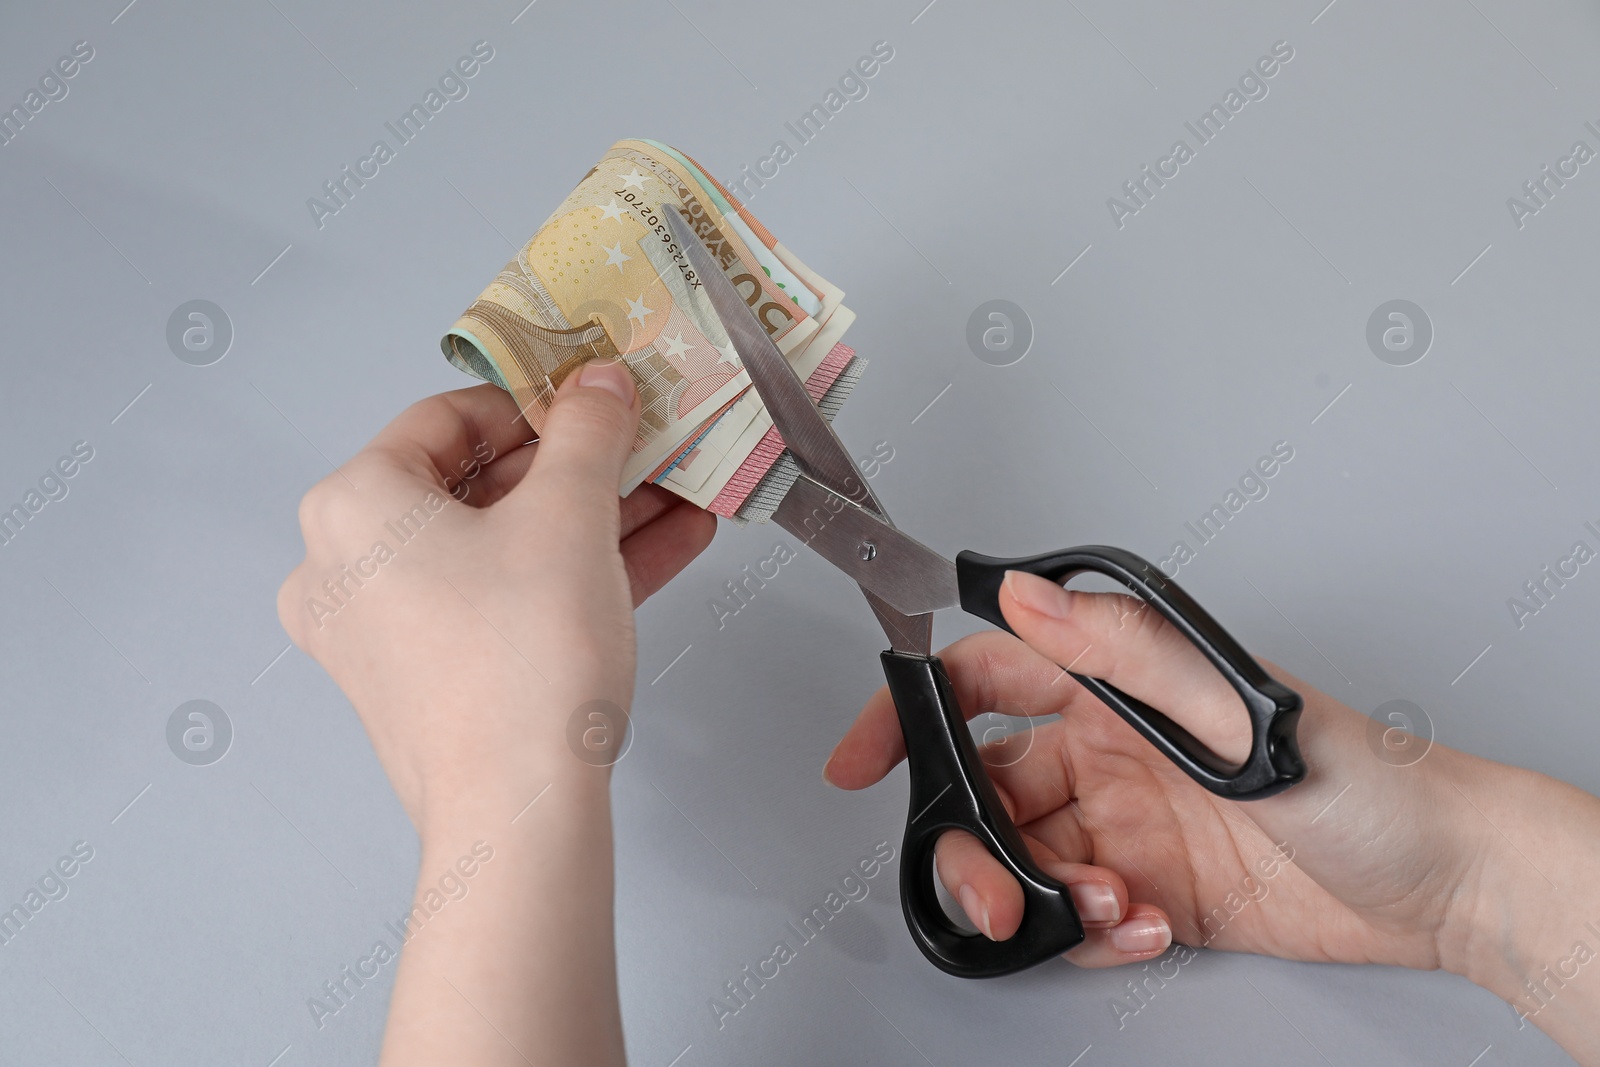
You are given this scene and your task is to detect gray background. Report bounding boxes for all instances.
[0,0,1593,1063]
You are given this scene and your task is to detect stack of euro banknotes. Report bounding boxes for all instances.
[441,138,862,523]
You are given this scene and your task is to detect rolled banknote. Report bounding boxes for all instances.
[441,139,862,519]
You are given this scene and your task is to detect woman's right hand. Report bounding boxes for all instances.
[825,572,1600,1062]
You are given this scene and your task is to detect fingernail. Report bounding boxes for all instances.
[1070,881,1121,924]
[958,884,994,940]
[1110,915,1171,955]
[1003,570,1072,620]
[821,753,840,787]
[576,359,636,406]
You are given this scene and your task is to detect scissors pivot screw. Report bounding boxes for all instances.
[858,540,877,562]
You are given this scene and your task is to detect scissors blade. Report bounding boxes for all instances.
[662,206,881,516]
[663,206,938,654]
[772,473,959,616]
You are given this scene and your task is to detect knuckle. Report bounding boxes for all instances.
[1084,590,1149,636]
[296,478,338,534]
[275,565,310,648]
[398,392,457,436]
[295,475,366,544]
[407,392,452,419]
[1128,598,1170,643]
[969,642,1007,713]
[294,484,322,534]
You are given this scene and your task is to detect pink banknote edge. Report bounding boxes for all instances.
[706,341,856,518]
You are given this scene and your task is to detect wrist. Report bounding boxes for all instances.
[1439,754,1600,1043]
[389,736,626,1067]
[418,757,614,852]
[405,684,629,845]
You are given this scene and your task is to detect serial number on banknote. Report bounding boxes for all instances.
[615,190,702,292]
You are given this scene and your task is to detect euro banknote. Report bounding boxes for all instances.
[441,139,862,520]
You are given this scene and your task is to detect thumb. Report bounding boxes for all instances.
[518,359,640,519]
[998,571,1253,765]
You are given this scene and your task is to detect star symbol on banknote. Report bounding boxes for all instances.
[714,341,741,367]
[603,242,632,272]
[619,168,649,190]
[627,295,654,324]
[661,332,694,360]
[598,199,628,223]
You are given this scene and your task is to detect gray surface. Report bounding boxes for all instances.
[0,0,1592,1063]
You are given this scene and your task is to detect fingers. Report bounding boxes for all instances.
[1063,902,1174,967]
[932,826,1033,941]
[462,442,706,544]
[365,384,533,490]
[927,793,1110,942]
[1000,572,1253,765]
[1044,861,1128,928]
[929,831,1171,965]
[619,500,717,605]
[619,483,692,540]
[455,442,536,508]
[514,360,640,533]
[822,678,904,790]
[823,630,1067,790]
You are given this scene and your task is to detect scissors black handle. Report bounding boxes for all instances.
[886,545,1304,978]
[884,650,1085,977]
[957,546,1305,798]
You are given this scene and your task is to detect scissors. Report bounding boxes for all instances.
[663,208,1306,978]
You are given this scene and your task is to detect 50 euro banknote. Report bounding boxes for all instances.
[440,139,862,521]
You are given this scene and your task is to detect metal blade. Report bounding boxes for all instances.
[773,474,959,616]
[662,206,881,515]
[863,591,934,658]
[663,205,939,655]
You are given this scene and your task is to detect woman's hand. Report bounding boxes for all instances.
[825,571,1600,1061]
[278,366,715,1067]
[278,369,713,835]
